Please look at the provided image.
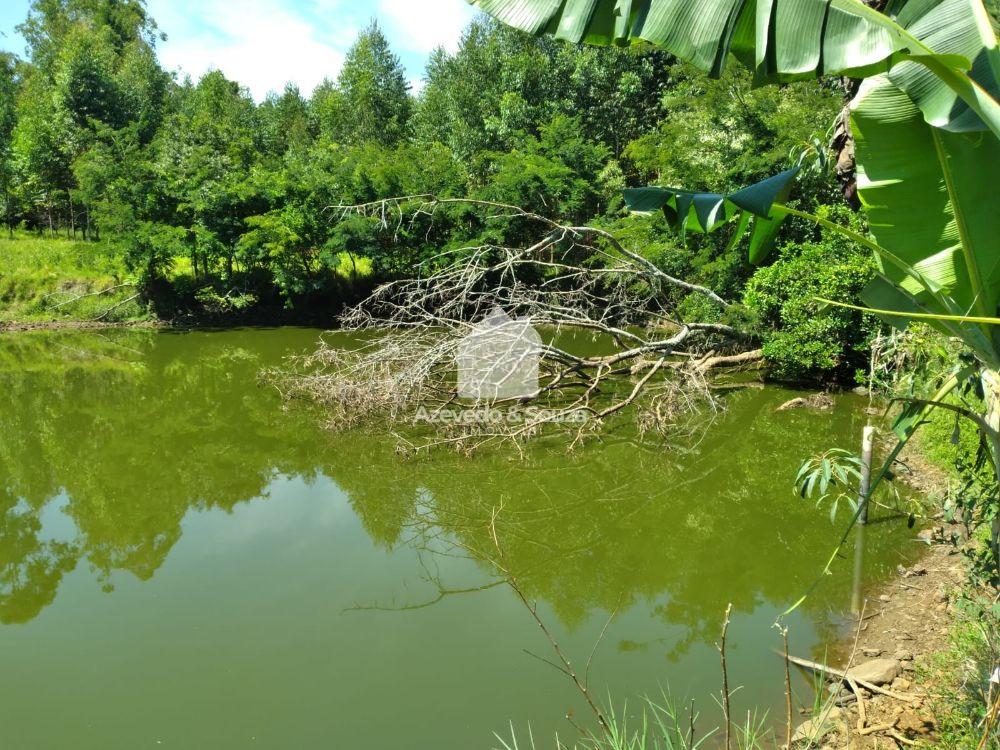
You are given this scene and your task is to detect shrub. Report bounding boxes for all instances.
[743,209,877,383]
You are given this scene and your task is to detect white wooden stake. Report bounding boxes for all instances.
[858,425,874,525]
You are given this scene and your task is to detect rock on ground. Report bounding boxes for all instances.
[793,707,844,745]
[844,658,901,686]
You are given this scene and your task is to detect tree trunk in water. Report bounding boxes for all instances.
[982,368,1000,582]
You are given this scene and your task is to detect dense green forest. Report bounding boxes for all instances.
[0,0,876,380]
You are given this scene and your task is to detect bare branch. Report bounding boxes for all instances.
[277,197,761,452]
[47,282,136,311]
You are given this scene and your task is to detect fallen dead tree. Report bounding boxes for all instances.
[279,197,764,452]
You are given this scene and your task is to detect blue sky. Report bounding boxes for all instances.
[0,0,479,100]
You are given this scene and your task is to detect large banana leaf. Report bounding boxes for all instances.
[469,0,909,78]
[468,0,1000,136]
[851,0,1000,366]
[623,168,798,263]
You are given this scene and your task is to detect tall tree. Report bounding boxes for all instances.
[52,25,123,130]
[17,0,159,74]
[308,78,344,143]
[259,83,312,157]
[12,0,167,235]
[335,22,411,147]
[411,19,675,163]
[12,69,76,233]
[0,53,20,235]
[154,71,264,280]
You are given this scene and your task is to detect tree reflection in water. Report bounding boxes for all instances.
[0,327,919,663]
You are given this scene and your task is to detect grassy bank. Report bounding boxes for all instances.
[0,232,147,323]
[0,233,375,326]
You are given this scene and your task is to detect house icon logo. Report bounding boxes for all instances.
[456,308,542,401]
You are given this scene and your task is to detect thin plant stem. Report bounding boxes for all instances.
[486,505,610,735]
[719,603,733,750]
[782,625,792,750]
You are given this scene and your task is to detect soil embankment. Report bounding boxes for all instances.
[794,439,971,748]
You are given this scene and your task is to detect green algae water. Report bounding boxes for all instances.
[0,328,922,749]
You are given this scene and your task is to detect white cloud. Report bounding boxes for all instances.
[150,0,357,101]
[146,0,475,101]
[376,0,476,54]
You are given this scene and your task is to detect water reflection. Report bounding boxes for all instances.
[0,328,931,747]
[0,330,328,622]
[0,329,918,639]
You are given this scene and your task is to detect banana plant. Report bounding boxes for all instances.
[469,0,1000,568]
[470,0,1000,135]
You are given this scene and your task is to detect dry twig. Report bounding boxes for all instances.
[485,504,610,734]
[781,624,793,750]
[281,197,758,452]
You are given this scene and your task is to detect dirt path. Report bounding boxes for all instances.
[793,434,970,748]
[790,539,966,748]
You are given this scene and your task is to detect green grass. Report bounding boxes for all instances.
[0,232,149,323]
[0,233,376,324]
[922,594,1000,748]
[333,251,374,280]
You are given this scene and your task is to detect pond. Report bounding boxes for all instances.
[0,327,922,749]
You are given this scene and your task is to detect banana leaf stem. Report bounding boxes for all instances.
[816,297,1000,326]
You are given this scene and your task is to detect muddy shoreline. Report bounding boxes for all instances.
[794,438,968,747]
[0,319,168,333]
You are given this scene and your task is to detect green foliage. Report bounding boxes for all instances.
[411,18,675,164]
[0,0,863,374]
[795,442,928,523]
[53,25,123,130]
[9,0,168,239]
[0,52,20,234]
[926,594,1000,749]
[478,114,611,222]
[743,208,877,382]
[794,448,864,522]
[258,84,312,156]
[17,0,159,73]
[624,65,839,192]
[331,22,411,147]
[0,231,143,322]
[876,327,1000,583]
